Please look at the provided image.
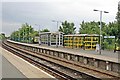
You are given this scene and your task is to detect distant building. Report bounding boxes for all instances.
[64,34,99,50]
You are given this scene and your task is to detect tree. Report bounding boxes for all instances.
[107,21,118,36]
[40,29,50,32]
[0,33,6,40]
[116,2,120,46]
[79,21,118,50]
[59,21,76,35]
[79,21,107,35]
[18,23,33,42]
[10,23,38,43]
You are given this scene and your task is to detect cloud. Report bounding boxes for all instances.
[2,0,75,2]
[2,21,21,36]
[1,0,119,36]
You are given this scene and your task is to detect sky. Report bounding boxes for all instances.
[1,0,119,36]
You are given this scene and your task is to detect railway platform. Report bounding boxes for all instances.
[8,40,119,63]
[33,44,119,59]
[2,55,26,78]
[0,47,55,79]
[5,40,120,78]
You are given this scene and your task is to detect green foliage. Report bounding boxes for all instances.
[80,21,99,34]
[40,29,50,32]
[79,21,108,35]
[79,21,118,36]
[79,21,118,50]
[107,21,118,36]
[0,33,6,40]
[10,23,38,43]
[117,2,120,46]
[10,23,51,43]
[103,39,115,50]
[59,21,76,35]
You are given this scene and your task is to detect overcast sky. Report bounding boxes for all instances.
[1,0,119,36]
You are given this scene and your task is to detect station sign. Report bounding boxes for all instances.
[104,36,115,38]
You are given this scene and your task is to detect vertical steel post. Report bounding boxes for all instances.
[99,11,102,54]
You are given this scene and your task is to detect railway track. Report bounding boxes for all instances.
[2,40,119,79]
[2,41,80,80]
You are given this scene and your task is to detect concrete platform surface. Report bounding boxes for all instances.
[0,47,55,79]
[2,55,26,78]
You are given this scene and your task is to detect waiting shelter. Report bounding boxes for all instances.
[39,32,64,47]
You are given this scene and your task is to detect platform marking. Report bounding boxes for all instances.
[1,47,56,79]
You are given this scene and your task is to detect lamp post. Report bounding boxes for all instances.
[23,29,24,42]
[26,26,30,43]
[93,9,109,54]
[52,20,62,47]
[52,20,62,32]
[28,26,31,43]
[35,24,40,34]
[35,24,41,45]
[19,31,20,42]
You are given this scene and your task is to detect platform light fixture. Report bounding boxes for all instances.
[93,9,109,54]
[35,24,41,45]
[52,20,62,48]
